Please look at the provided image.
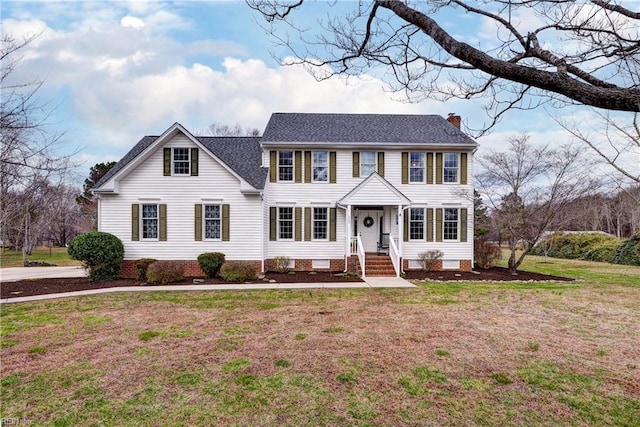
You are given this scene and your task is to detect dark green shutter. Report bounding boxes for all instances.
[460,153,467,185]
[427,153,434,184]
[403,210,409,242]
[304,207,311,241]
[222,204,230,241]
[436,153,443,185]
[295,207,302,241]
[401,152,408,184]
[159,204,167,241]
[377,152,385,177]
[132,204,139,241]
[460,208,468,242]
[163,148,171,176]
[270,151,277,182]
[304,151,311,183]
[352,152,360,177]
[269,207,277,241]
[427,208,434,242]
[295,151,302,183]
[436,208,443,242]
[190,148,198,176]
[329,208,336,241]
[329,152,336,183]
[195,204,202,241]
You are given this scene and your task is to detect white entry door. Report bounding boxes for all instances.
[357,210,383,252]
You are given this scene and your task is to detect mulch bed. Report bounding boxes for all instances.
[1,267,572,299]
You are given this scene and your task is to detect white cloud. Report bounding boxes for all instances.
[121,15,145,29]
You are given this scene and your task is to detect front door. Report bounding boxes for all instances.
[356,210,383,252]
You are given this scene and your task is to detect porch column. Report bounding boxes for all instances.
[398,204,403,268]
[345,204,352,261]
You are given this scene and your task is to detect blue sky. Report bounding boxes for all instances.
[3,1,637,183]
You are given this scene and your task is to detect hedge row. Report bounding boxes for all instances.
[531,232,640,266]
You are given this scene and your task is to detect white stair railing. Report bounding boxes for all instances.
[389,237,400,277]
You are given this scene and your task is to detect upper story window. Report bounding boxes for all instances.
[360,151,376,176]
[204,204,221,240]
[278,151,294,182]
[313,207,328,240]
[409,152,425,183]
[313,151,328,182]
[409,208,424,240]
[173,148,190,175]
[142,204,158,239]
[443,208,459,240]
[278,207,294,240]
[443,153,459,183]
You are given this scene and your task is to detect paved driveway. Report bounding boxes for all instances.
[0,266,87,282]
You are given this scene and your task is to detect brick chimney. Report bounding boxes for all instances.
[446,113,461,129]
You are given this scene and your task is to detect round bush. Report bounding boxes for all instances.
[197,252,225,278]
[612,233,640,266]
[146,261,184,284]
[219,261,257,282]
[68,232,124,281]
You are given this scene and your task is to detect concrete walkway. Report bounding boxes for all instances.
[0,266,87,282]
[1,276,415,304]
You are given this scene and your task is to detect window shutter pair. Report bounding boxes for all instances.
[131,204,167,241]
[163,147,199,176]
[434,208,467,242]
[352,152,385,177]
[194,204,229,241]
[270,206,335,241]
[303,151,336,183]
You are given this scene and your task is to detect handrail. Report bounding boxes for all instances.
[356,235,366,278]
[388,236,400,277]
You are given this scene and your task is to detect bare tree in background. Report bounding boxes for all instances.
[208,122,261,137]
[476,134,591,274]
[250,1,640,132]
[1,34,76,254]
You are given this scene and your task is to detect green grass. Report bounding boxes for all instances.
[0,246,81,268]
[1,256,639,425]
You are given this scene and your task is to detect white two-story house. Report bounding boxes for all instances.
[94,113,477,278]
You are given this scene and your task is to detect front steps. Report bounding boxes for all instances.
[364,253,396,277]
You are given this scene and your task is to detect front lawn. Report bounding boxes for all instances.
[1,257,639,425]
[0,247,80,268]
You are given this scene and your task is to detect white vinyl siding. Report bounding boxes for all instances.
[99,134,262,261]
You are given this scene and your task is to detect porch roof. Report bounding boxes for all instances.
[338,172,411,206]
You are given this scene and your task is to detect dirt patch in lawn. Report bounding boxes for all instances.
[1,267,571,299]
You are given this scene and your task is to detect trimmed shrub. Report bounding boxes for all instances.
[220,261,257,282]
[134,258,157,281]
[67,232,124,281]
[612,233,640,266]
[583,241,620,263]
[531,232,619,260]
[417,250,443,272]
[197,252,226,278]
[474,240,502,269]
[146,261,184,284]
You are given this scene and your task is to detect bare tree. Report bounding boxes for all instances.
[208,122,261,137]
[1,34,76,255]
[476,134,591,274]
[250,1,640,132]
[556,111,640,185]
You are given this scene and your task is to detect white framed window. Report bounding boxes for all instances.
[360,151,376,176]
[204,204,221,240]
[312,151,328,182]
[278,151,294,182]
[173,148,190,175]
[443,153,459,183]
[278,207,293,240]
[141,204,158,239]
[409,208,424,240]
[313,207,328,240]
[443,208,459,240]
[409,152,425,183]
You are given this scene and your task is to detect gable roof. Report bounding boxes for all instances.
[94,125,267,192]
[338,172,411,206]
[261,113,478,147]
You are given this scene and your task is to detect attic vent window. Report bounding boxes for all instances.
[173,148,190,174]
